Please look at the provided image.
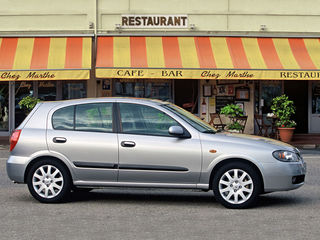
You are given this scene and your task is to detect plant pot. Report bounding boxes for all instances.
[278,127,295,143]
[227,129,241,133]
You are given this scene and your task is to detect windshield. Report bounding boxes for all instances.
[163,104,217,133]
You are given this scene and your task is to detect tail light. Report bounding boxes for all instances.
[10,130,21,152]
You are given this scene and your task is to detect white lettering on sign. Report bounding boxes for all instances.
[121,15,188,29]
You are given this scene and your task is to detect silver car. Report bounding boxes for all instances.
[7,98,306,209]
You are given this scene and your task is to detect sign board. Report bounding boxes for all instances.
[96,68,320,80]
[121,15,188,29]
[0,70,90,81]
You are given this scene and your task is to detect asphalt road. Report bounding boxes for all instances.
[0,148,319,240]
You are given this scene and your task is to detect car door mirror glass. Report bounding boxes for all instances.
[168,126,184,136]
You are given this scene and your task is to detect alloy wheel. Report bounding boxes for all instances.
[32,165,64,199]
[218,168,254,205]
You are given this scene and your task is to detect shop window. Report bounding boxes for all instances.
[38,81,57,101]
[119,103,179,137]
[0,82,9,131]
[114,79,172,102]
[63,81,87,100]
[15,81,34,128]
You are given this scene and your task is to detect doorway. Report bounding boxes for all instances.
[309,81,320,133]
[284,80,308,133]
[174,79,199,114]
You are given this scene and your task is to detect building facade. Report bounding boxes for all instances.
[1,0,320,135]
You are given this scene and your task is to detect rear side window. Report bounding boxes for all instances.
[52,103,113,132]
[52,106,74,130]
[75,103,113,132]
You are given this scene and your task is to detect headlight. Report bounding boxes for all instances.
[272,150,299,162]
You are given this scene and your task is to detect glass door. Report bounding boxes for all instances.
[0,82,9,131]
[310,81,320,133]
[15,81,33,128]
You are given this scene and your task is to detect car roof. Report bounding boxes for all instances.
[40,97,171,107]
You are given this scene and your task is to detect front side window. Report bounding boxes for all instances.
[163,103,217,133]
[119,103,179,136]
[52,103,113,132]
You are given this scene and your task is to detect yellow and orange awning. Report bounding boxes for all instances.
[96,36,320,80]
[0,37,91,81]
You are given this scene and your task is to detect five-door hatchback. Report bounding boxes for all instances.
[7,98,306,208]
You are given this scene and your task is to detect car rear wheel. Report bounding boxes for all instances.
[213,162,262,209]
[27,159,71,203]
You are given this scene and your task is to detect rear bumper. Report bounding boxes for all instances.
[6,155,29,183]
[262,160,307,192]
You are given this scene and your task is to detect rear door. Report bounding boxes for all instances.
[47,102,119,183]
[117,102,202,185]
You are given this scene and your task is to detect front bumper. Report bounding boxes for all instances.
[6,155,30,183]
[262,159,306,192]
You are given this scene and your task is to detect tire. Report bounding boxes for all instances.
[212,162,262,209]
[27,159,72,203]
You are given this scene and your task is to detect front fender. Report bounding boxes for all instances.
[199,153,266,187]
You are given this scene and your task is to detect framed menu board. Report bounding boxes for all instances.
[235,87,250,101]
[215,96,235,113]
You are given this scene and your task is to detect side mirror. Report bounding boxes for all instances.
[168,126,184,136]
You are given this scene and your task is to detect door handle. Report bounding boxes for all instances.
[121,141,136,148]
[53,137,67,143]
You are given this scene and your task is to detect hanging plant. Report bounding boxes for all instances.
[18,96,41,112]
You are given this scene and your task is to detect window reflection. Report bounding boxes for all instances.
[15,81,33,127]
[63,81,87,100]
[38,81,56,101]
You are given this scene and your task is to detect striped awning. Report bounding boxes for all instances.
[0,37,91,81]
[96,36,320,80]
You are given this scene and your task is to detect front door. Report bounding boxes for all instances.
[284,80,308,133]
[117,102,201,185]
[310,81,320,133]
[47,102,118,182]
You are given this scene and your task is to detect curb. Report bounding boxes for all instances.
[291,144,320,149]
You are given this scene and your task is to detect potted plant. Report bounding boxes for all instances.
[271,94,296,142]
[18,96,41,113]
[220,104,244,133]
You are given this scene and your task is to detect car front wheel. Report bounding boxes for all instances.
[213,162,262,209]
[27,159,71,203]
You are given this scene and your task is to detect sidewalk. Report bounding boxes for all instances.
[0,136,9,148]
[289,134,320,149]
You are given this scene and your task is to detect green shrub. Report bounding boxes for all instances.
[18,96,41,111]
[271,95,296,128]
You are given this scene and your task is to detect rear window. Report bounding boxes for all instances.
[52,103,113,132]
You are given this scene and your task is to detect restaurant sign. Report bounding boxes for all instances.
[0,70,90,81]
[96,68,320,80]
[121,15,188,29]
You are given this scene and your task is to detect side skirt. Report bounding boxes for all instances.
[73,181,209,190]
